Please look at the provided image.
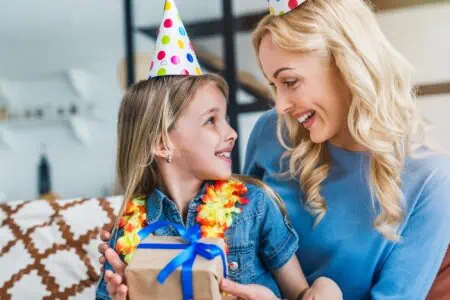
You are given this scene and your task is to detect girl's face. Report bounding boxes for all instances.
[258,33,354,147]
[169,81,237,181]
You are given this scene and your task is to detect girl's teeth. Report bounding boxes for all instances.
[217,152,231,159]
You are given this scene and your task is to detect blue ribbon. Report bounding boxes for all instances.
[136,221,227,300]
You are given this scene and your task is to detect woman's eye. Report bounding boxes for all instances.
[284,80,298,88]
[269,83,277,91]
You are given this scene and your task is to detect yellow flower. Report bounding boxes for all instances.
[117,180,249,261]
[197,180,249,251]
[116,197,147,262]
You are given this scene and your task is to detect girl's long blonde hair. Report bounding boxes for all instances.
[114,74,287,229]
[253,0,429,240]
[115,74,228,227]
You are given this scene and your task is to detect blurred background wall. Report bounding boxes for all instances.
[0,0,449,201]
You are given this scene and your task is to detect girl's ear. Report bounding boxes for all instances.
[154,135,173,163]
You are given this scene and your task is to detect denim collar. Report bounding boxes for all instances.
[145,180,212,224]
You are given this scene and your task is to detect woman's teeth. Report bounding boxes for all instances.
[298,111,315,123]
[216,152,231,159]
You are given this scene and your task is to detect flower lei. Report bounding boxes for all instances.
[116,179,248,263]
[116,196,147,263]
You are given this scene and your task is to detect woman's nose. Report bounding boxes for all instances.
[275,94,294,115]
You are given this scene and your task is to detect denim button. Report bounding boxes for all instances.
[229,261,239,271]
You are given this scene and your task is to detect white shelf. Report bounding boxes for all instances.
[0,114,102,147]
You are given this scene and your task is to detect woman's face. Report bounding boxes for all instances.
[258,33,354,147]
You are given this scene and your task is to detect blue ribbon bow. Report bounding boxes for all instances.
[136,221,227,300]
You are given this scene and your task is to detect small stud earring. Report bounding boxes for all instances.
[166,155,172,163]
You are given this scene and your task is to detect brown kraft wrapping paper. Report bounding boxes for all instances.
[126,235,227,300]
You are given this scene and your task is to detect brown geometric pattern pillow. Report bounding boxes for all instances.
[0,196,122,300]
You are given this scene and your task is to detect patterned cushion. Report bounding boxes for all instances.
[0,196,122,299]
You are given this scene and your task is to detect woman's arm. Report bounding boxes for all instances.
[371,170,450,299]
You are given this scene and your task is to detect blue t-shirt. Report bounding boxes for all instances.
[96,181,298,299]
[244,109,450,300]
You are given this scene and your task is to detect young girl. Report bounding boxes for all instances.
[95,74,342,300]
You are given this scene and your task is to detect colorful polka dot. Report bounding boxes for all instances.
[158,68,167,76]
[157,51,166,60]
[171,56,180,65]
[279,11,285,15]
[161,35,171,45]
[164,19,173,28]
[147,2,207,78]
[288,0,299,10]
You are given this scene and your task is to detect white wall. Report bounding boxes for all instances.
[0,33,155,202]
[0,64,121,201]
[376,3,450,149]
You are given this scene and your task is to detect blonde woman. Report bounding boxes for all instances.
[220,0,450,299]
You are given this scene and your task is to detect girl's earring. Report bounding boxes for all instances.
[166,155,172,163]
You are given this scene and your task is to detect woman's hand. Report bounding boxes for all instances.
[220,278,278,300]
[302,277,343,300]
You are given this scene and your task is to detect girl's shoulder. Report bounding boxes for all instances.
[236,179,286,216]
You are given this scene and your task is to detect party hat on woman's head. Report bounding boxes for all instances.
[148,0,202,78]
[268,0,306,16]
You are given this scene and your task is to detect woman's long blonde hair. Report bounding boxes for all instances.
[253,0,429,240]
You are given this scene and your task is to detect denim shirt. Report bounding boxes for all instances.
[96,181,299,299]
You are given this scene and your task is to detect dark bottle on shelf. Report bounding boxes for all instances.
[38,145,52,196]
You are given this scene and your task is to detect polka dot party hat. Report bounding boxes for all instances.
[268,0,306,16]
[148,0,202,78]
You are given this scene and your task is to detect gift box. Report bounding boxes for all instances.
[125,222,227,300]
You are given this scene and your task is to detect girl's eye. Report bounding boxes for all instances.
[206,116,216,125]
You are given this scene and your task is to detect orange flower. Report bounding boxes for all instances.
[116,197,147,263]
[197,180,248,250]
[117,180,249,263]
